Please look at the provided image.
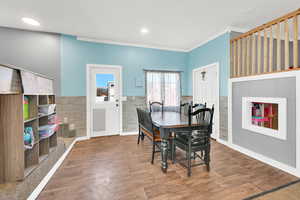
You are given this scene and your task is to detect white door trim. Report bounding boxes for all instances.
[192,62,220,140]
[86,64,123,138]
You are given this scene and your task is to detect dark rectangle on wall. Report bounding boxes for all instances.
[232,77,296,167]
[0,27,61,95]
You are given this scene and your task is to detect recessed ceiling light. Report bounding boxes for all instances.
[22,17,40,26]
[140,28,149,34]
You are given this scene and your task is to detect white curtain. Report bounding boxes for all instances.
[146,71,181,107]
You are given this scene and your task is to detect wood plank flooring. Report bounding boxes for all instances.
[38,136,297,200]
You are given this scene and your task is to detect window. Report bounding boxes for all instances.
[95,73,115,102]
[242,97,287,140]
[146,71,181,107]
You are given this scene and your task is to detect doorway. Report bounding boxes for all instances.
[192,62,219,139]
[86,64,122,138]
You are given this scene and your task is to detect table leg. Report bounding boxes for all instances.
[160,128,168,173]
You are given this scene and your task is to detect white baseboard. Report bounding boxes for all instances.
[27,136,90,200]
[216,139,300,177]
[76,136,90,141]
[120,131,138,136]
[216,138,230,146]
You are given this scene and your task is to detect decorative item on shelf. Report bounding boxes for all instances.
[23,96,29,120]
[49,115,60,133]
[39,124,58,139]
[24,127,35,149]
[38,104,56,116]
[49,114,59,124]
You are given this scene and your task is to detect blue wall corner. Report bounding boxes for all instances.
[187,32,230,96]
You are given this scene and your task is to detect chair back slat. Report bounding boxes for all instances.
[180,102,190,115]
[188,105,214,134]
[149,101,164,112]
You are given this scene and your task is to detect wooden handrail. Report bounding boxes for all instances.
[230,8,300,78]
[231,8,300,43]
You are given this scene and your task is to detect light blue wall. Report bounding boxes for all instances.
[61,35,188,96]
[187,32,230,96]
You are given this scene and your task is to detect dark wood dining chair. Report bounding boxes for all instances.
[149,101,164,112]
[173,105,214,176]
[136,107,145,144]
[136,108,162,164]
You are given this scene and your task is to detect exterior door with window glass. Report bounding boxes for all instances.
[89,66,121,137]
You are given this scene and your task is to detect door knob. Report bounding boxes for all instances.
[116,104,119,107]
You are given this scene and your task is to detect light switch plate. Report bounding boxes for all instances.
[135,78,143,87]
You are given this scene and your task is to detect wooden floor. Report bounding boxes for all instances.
[253,181,300,200]
[38,136,297,200]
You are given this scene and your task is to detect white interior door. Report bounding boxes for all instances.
[89,65,121,137]
[193,63,219,139]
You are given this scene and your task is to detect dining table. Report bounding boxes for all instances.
[151,111,206,173]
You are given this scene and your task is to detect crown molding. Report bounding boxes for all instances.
[77,26,248,53]
[76,37,189,52]
[186,26,248,52]
[226,26,249,34]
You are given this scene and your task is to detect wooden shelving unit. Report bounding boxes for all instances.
[23,94,58,177]
[0,64,58,183]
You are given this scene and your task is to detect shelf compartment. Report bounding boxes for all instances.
[24,143,39,177]
[50,132,58,148]
[48,95,55,104]
[38,95,48,105]
[39,138,49,155]
[24,119,39,143]
[38,95,56,105]
[38,104,56,116]
[23,95,38,120]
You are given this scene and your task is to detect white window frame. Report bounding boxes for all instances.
[145,70,182,107]
[242,97,287,140]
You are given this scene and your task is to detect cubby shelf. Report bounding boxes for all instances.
[0,65,58,183]
[22,94,58,180]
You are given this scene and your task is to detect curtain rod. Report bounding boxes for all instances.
[143,69,183,73]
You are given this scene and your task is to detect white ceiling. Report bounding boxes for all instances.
[0,0,299,51]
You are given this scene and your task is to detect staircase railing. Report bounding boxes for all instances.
[230,9,300,78]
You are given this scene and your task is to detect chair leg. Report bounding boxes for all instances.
[187,149,191,177]
[151,142,155,164]
[205,147,210,172]
[169,138,174,161]
[141,132,145,140]
[192,152,196,160]
[187,142,192,177]
[137,127,141,144]
[172,141,176,164]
